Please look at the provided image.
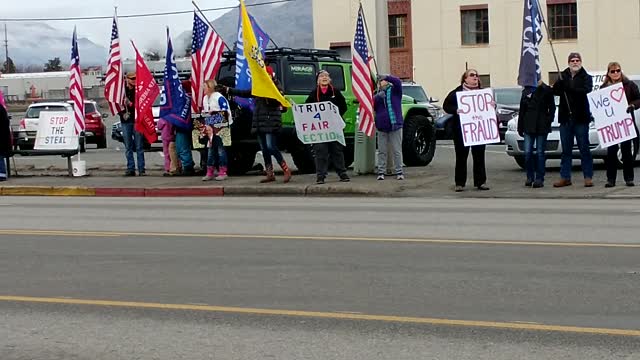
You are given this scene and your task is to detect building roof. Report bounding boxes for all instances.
[1,71,71,80]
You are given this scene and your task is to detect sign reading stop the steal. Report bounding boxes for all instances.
[292,101,346,146]
[456,88,500,147]
[34,111,79,150]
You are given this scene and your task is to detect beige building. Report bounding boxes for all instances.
[314,0,640,101]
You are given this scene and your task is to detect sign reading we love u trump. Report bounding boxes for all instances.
[589,82,637,148]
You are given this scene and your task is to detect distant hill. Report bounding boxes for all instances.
[175,0,313,56]
[3,22,108,68]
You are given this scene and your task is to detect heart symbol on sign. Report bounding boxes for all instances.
[610,88,625,103]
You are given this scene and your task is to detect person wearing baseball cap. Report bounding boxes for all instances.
[552,52,594,188]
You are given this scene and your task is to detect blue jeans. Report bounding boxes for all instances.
[559,122,593,180]
[523,133,548,183]
[175,131,195,170]
[0,155,7,179]
[257,132,284,167]
[206,136,227,168]
[121,122,145,172]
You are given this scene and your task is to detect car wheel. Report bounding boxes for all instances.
[402,114,436,166]
[514,155,526,169]
[97,136,108,149]
[290,141,316,174]
[19,144,34,151]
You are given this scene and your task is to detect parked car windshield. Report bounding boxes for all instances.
[402,85,429,103]
[25,106,69,118]
[84,103,97,114]
[494,88,522,106]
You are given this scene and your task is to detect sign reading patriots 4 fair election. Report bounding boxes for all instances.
[456,89,500,147]
[589,83,637,148]
[293,101,346,146]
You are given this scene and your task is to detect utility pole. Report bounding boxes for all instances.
[3,23,8,70]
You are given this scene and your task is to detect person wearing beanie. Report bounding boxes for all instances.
[304,70,350,184]
[373,74,405,180]
[517,79,556,188]
[552,52,594,188]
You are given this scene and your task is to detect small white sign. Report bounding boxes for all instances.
[292,101,346,146]
[456,88,500,147]
[34,111,79,150]
[589,83,637,148]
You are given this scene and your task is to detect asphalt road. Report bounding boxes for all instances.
[1,197,639,359]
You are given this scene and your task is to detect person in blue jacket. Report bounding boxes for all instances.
[373,74,404,180]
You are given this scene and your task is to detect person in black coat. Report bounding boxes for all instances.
[304,70,350,184]
[518,81,556,188]
[552,52,594,188]
[224,66,292,183]
[0,104,11,181]
[600,62,640,187]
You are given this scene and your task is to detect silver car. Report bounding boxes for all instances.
[505,75,640,168]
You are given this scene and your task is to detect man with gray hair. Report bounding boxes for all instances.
[552,52,594,188]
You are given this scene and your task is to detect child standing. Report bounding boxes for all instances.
[157,118,180,176]
[202,80,232,181]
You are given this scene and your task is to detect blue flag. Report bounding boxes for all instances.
[235,12,271,110]
[517,0,543,88]
[160,28,192,130]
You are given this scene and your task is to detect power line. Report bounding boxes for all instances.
[0,0,294,22]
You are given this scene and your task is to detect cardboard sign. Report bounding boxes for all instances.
[293,101,346,146]
[589,83,637,148]
[34,111,79,150]
[456,88,500,146]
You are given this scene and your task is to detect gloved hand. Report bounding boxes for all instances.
[627,105,636,114]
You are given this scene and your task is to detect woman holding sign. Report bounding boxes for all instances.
[305,70,350,184]
[601,62,640,187]
[443,69,490,192]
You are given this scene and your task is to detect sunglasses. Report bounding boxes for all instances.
[127,77,136,80]
[610,69,622,74]
[468,73,478,78]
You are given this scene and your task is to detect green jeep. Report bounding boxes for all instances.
[215,48,436,174]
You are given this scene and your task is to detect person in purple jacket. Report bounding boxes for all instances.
[373,74,404,180]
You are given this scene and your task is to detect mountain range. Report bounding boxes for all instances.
[4,0,313,69]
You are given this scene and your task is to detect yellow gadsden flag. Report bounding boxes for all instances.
[240,0,290,107]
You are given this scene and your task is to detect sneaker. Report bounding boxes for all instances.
[124,170,136,177]
[377,174,385,181]
[316,177,325,184]
[525,179,533,187]
[396,174,405,181]
[454,185,464,192]
[626,181,635,187]
[214,174,228,181]
[584,178,594,187]
[339,174,351,182]
[605,181,616,188]
[532,182,544,188]
[477,184,490,191]
[553,179,572,188]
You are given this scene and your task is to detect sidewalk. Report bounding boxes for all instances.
[3,163,640,198]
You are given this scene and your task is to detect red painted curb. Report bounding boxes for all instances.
[95,188,146,197]
[144,187,224,197]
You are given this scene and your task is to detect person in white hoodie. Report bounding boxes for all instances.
[201,79,233,181]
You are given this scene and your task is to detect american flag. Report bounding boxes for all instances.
[191,11,225,114]
[104,15,124,115]
[69,27,85,135]
[352,7,375,137]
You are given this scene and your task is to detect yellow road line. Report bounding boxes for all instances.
[0,229,639,248]
[1,295,638,337]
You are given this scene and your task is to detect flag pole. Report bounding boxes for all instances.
[192,0,232,52]
[359,2,379,76]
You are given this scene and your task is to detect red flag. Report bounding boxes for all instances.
[131,41,159,144]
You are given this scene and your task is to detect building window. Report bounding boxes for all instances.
[479,74,491,87]
[548,2,577,40]
[389,15,407,49]
[461,7,489,45]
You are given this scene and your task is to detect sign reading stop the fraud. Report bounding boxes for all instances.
[456,88,500,147]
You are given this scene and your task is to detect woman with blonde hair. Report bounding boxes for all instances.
[601,62,640,187]
[201,79,233,181]
[442,68,490,192]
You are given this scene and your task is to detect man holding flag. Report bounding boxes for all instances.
[516,0,555,188]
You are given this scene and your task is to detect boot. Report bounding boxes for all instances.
[280,161,292,183]
[215,166,228,181]
[260,164,276,183]
[201,166,214,181]
[553,178,572,188]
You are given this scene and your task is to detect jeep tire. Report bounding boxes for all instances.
[291,142,316,174]
[402,114,436,166]
[227,147,257,175]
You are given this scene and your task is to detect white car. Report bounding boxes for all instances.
[505,74,640,168]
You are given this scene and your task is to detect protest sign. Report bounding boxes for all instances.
[293,101,346,146]
[589,82,637,148]
[34,111,79,150]
[456,88,500,146]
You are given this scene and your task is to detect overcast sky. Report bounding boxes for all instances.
[2,0,238,50]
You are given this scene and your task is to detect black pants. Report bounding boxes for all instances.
[314,141,347,178]
[453,124,487,187]
[606,139,635,183]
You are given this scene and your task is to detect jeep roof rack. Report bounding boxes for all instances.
[221,47,342,62]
